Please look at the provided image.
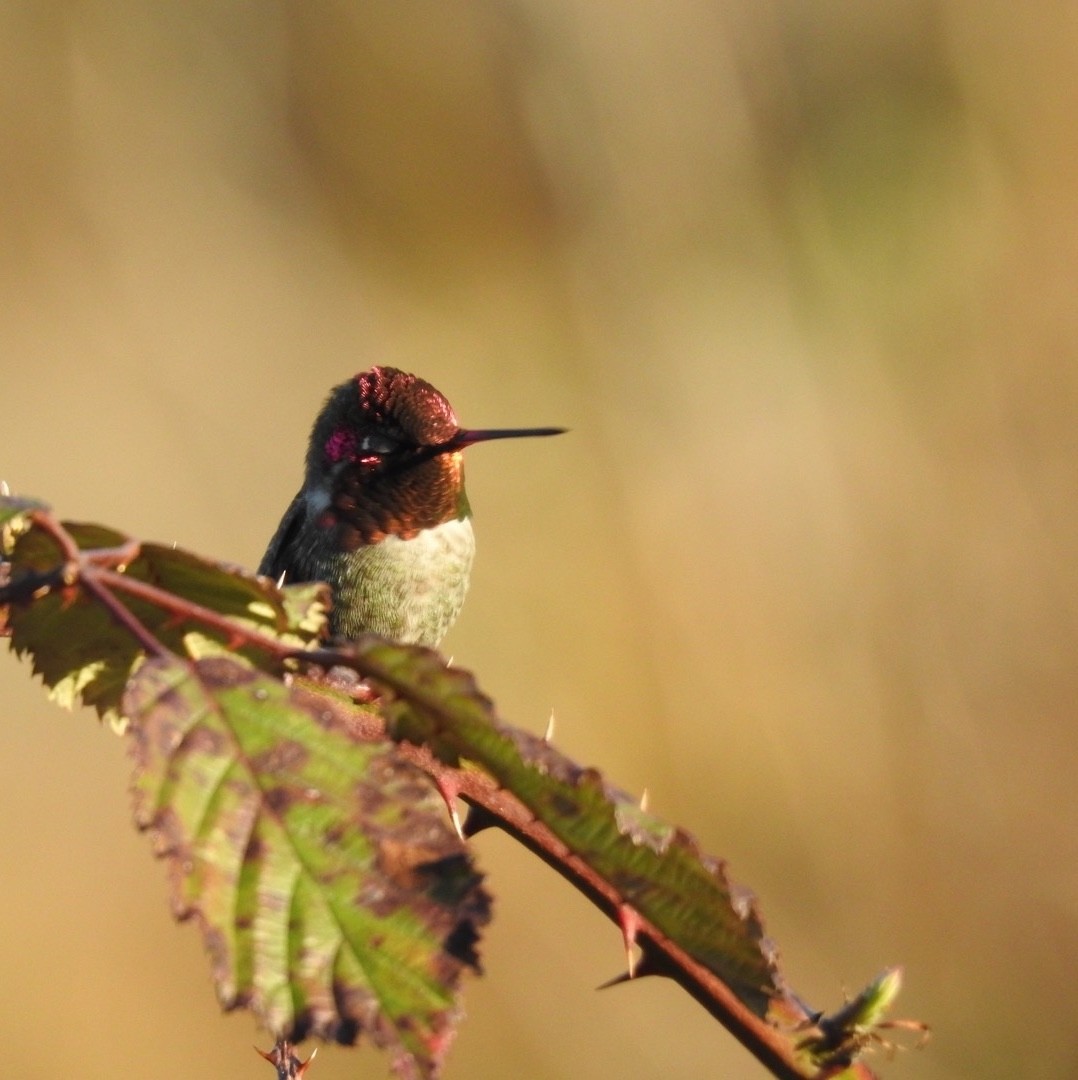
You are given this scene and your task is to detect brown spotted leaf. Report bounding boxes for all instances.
[125,653,489,1080]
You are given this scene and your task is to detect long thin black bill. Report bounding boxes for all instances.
[446,426,567,451]
[409,425,565,467]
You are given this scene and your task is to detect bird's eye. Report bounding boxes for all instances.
[360,433,399,456]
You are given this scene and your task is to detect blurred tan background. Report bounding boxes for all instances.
[2,4,1076,1078]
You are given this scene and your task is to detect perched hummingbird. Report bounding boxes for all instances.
[259,367,564,647]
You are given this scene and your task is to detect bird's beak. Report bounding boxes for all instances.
[440,426,567,453]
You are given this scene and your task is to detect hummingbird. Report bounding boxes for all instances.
[259,367,564,647]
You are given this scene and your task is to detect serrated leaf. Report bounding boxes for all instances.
[8,575,141,716]
[5,517,328,721]
[133,541,328,647]
[354,638,782,1017]
[125,654,489,1079]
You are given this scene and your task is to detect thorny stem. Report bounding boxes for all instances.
[3,507,872,1080]
[385,736,817,1079]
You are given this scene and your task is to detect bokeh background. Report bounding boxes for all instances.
[2,4,1076,1078]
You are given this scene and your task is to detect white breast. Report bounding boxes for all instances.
[333,517,476,647]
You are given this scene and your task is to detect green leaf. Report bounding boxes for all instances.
[4,517,328,721]
[7,563,137,716]
[134,541,328,648]
[353,637,783,1017]
[278,581,333,640]
[0,493,47,532]
[1,496,47,633]
[795,967,922,1071]
[125,654,489,1078]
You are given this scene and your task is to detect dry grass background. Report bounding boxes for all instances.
[2,4,1076,1078]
